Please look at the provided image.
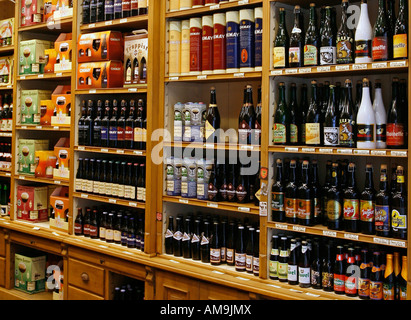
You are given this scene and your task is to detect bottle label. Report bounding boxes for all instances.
[226,21,240,70]
[339,119,355,146]
[393,34,408,59]
[269,260,278,278]
[236,184,247,202]
[100,127,108,141]
[375,204,390,232]
[114,230,121,242]
[311,269,321,286]
[336,37,354,63]
[235,252,246,269]
[74,223,82,234]
[271,192,284,211]
[322,272,334,289]
[323,126,339,146]
[290,124,298,143]
[343,199,360,221]
[238,120,251,144]
[305,123,320,145]
[278,262,288,280]
[239,19,255,68]
[358,277,370,298]
[298,267,310,284]
[210,248,221,263]
[273,123,286,143]
[204,120,216,141]
[105,229,113,240]
[345,273,357,295]
[357,124,375,142]
[254,17,263,68]
[369,281,383,300]
[372,36,388,60]
[386,123,404,146]
[226,248,234,264]
[334,274,346,292]
[287,264,298,282]
[320,46,337,65]
[391,208,407,231]
[109,126,117,141]
[125,126,133,141]
[360,200,375,222]
[327,199,342,221]
[304,45,318,66]
[355,40,372,58]
[400,286,407,300]
[289,47,301,65]
[190,26,202,72]
[314,197,321,219]
[213,22,226,71]
[383,282,395,300]
[273,47,286,68]
[376,124,386,143]
[285,198,297,219]
[297,199,311,220]
[246,254,253,271]
[253,257,260,274]
[117,126,124,141]
[173,230,183,241]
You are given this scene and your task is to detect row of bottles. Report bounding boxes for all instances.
[74,206,145,250]
[165,213,260,275]
[78,98,147,150]
[0,142,12,170]
[271,157,407,239]
[273,77,407,149]
[0,93,13,131]
[112,280,145,300]
[75,157,146,202]
[269,233,407,300]
[0,181,10,215]
[273,0,408,69]
[82,0,148,24]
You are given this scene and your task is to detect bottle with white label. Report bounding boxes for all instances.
[356,78,376,149]
[372,80,387,149]
[355,0,373,63]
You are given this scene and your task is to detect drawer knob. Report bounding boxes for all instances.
[81,272,89,282]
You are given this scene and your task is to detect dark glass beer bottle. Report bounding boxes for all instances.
[74,208,83,236]
[245,227,254,273]
[297,160,313,226]
[226,221,236,266]
[359,249,371,299]
[269,235,279,280]
[343,162,360,233]
[322,243,334,291]
[273,8,289,69]
[383,253,395,300]
[311,160,321,225]
[334,246,346,294]
[285,159,298,224]
[182,217,192,259]
[289,5,304,68]
[304,3,320,66]
[360,164,376,235]
[210,221,221,266]
[235,225,246,272]
[375,164,390,237]
[278,236,289,282]
[370,252,383,300]
[272,158,285,222]
[205,87,221,144]
[391,165,407,239]
[327,163,343,230]
[287,238,298,285]
[165,215,174,254]
[200,220,211,263]
[345,247,358,297]
[298,240,311,288]
[305,80,321,146]
[191,218,202,260]
[273,82,289,145]
[310,240,322,289]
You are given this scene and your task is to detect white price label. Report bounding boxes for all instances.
[210,4,220,10]
[271,70,283,76]
[105,20,113,25]
[391,151,407,157]
[238,0,249,4]
[372,62,387,69]
[299,68,311,73]
[128,202,137,207]
[323,230,337,237]
[238,206,250,212]
[285,147,299,152]
[89,89,96,93]
[120,18,128,23]
[319,148,333,153]
[301,147,315,153]
[128,88,137,92]
[179,198,189,204]
[371,150,386,156]
[354,149,370,155]
[81,193,88,198]
[335,65,350,71]
[390,60,406,67]
[317,66,331,72]
[88,23,96,28]
[109,198,117,203]
[344,233,358,240]
[292,226,306,232]
[389,240,406,247]
[275,223,288,230]
[207,202,218,208]
[168,76,179,81]
[337,148,352,154]
[285,69,298,74]
[197,75,207,80]
[234,72,245,78]
[353,63,367,70]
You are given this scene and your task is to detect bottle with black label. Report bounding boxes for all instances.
[226,221,236,266]
[191,218,201,260]
[375,164,390,237]
[236,164,249,203]
[83,0,91,24]
[109,100,119,148]
[297,160,313,226]
[200,220,211,263]
[238,85,256,145]
[339,79,356,148]
[92,100,103,147]
[235,225,246,272]
[210,221,221,266]
[285,160,298,224]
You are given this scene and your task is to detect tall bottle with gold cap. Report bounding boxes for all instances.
[383,253,395,300]
[391,165,407,239]
[398,255,408,300]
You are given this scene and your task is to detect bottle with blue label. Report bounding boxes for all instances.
[226,11,240,73]
[239,9,255,72]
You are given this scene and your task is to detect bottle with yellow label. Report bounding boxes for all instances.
[360,164,376,235]
[391,165,407,239]
[327,162,343,230]
[273,8,289,69]
[383,253,395,300]
[393,0,408,59]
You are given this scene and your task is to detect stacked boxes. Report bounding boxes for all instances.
[14,252,47,294]
[124,32,148,86]
[18,139,49,175]
[19,39,53,75]
[20,89,51,124]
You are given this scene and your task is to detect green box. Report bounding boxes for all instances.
[19,39,53,75]
[20,90,51,124]
[14,252,46,294]
[18,139,49,175]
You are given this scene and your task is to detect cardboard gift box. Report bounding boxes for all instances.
[54,33,72,72]
[77,31,124,63]
[16,185,49,222]
[51,85,71,126]
[18,139,49,175]
[20,89,51,125]
[0,55,13,86]
[34,150,57,178]
[14,252,46,294]
[49,186,69,232]
[19,39,53,75]
[77,61,123,89]
[40,100,54,125]
[53,137,70,180]
[124,32,148,86]
[0,18,14,46]
[44,48,57,73]
[21,0,44,27]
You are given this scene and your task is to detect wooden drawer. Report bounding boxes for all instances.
[0,229,5,257]
[199,281,250,300]
[67,285,104,300]
[10,232,62,255]
[0,257,5,287]
[68,258,105,297]
[155,270,200,300]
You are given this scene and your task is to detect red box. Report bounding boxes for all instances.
[16,185,49,222]
[21,0,44,27]
[78,31,124,63]
[77,61,123,89]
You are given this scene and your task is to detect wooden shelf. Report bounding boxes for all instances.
[75,86,147,95]
[165,71,262,83]
[0,131,12,137]
[165,141,260,152]
[270,60,408,78]
[15,125,71,132]
[18,17,73,34]
[0,171,11,178]
[267,221,407,249]
[73,192,146,209]
[15,174,69,186]
[0,287,54,300]
[268,145,408,158]
[166,0,263,19]
[163,195,260,215]
[0,85,13,91]
[0,45,14,55]
[17,72,71,81]
[80,15,148,32]
[75,145,146,156]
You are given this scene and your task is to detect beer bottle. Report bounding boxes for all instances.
[398,255,408,300]
[220,219,227,264]
[226,221,236,266]
[310,240,322,289]
[304,3,319,66]
[336,0,354,64]
[116,101,127,149]
[83,207,91,237]
[272,158,285,222]
[273,82,290,145]
[390,163,397,198]
[218,161,228,201]
[90,0,97,23]
[78,101,87,146]
[323,85,339,146]
[311,160,321,225]
[289,83,300,145]
[269,235,279,280]
[322,243,334,291]
[138,0,148,15]
[305,80,321,146]
[386,78,405,149]
[343,163,360,233]
[137,162,146,202]
[82,0,91,24]
[273,8,289,69]
[100,101,111,147]
[370,252,383,300]
[245,227,254,273]
[393,0,408,60]
[124,102,135,150]
[191,218,202,260]
[320,82,330,128]
[165,215,174,254]
[226,163,237,203]
[333,246,345,294]
[355,0,373,63]
[210,221,221,266]
[200,220,211,263]
[297,160,313,226]
[345,247,358,297]
[173,215,183,257]
[236,164,249,203]
[285,160,298,224]
[372,0,390,61]
[300,84,308,144]
[238,85,256,145]
[320,7,336,65]
[205,87,220,143]
[109,101,119,148]
[113,213,122,244]
[207,163,219,202]
[391,165,407,239]
[182,217,192,259]
[84,100,94,146]
[375,164,390,237]
[360,164,376,235]
[75,158,84,192]
[358,249,371,299]
[89,208,99,239]
[92,102,103,147]
[254,86,262,145]
[287,239,298,285]
[289,5,304,68]
[383,253,395,300]
[339,79,356,148]
[235,225,246,272]
[105,212,114,243]
[253,228,259,276]
[278,236,289,282]
[127,216,135,248]
[74,208,83,236]
[298,240,311,288]
[104,0,114,21]
[327,163,343,230]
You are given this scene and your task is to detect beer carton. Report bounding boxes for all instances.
[18,139,49,175]
[20,89,51,125]
[44,48,57,73]
[20,0,45,27]
[77,61,123,89]
[0,18,14,46]
[19,39,53,75]
[49,186,69,232]
[16,185,49,222]
[0,55,13,87]
[34,150,57,178]
[54,33,72,72]
[40,100,54,125]
[77,31,124,63]
[14,252,46,294]
[51,85,71,126]
[53,137,70,180]
[124,32,148,86]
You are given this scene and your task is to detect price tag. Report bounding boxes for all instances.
[179,198,189,204]
[197,75,207,80]
[372,62,387,69]
[53,126,60,130]
[5,172,11,177]
[120,18,128,23]
[319,148,333,153]
[210,4,220,10]
[116,149,125,154]
[89,89,96,93]
[207,202,218,208]
[168,76,179,81]
[391,151,407,157]
[354,149,370,155]
[323,230,337,237]
[259,201,267,216]
[54,180,61,185]
[88,23,96,28]
[285,68,298,74]
[19,175,25,180]
[109,198,117,203]
[238,0,249,4]
[20,76,26,79]
[240,145,254,150]
[36,125,42,129]
[275,223,288,230]
[301,147,315,153]
[270,70,283,76]
[56,72,63,77]
[373,237,389,245]
[353,63,367,70]
[389,240,406,247]
[81,193,88,198]
[292,226,306,232]
[317,66,331,72]
[101,148,109,153]
[285,147,299,152]
[105,20,113,25]
[204,143,215,149]
[299,68,311,73]
[234,72,245,78]
[38,74,44,78]
[390,60,406,67]
[337,148,352,154]
[238,206,250,212]
[128,87,138,92]
[78,146,85,151]
[371,150,386,156]
[133,150,143,155]
[128,202,137,207]
[21,126,27,129]
[344,233,358,240]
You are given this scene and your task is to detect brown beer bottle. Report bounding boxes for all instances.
[343,162,360,233]
[360,164,376,235]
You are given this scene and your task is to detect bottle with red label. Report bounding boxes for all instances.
[333,246,346,294]
[372,0,391,61]
[360,164,376,235]
[297,160,313,226]
[358,249,371,299]
[386,78,406,149]
[345,247,358,297]
[370,252,383,300]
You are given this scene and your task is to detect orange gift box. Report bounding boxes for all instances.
[77,61,123,89]
[51,85,71,126]
[49,186,69,232]
[78,31,124,63]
